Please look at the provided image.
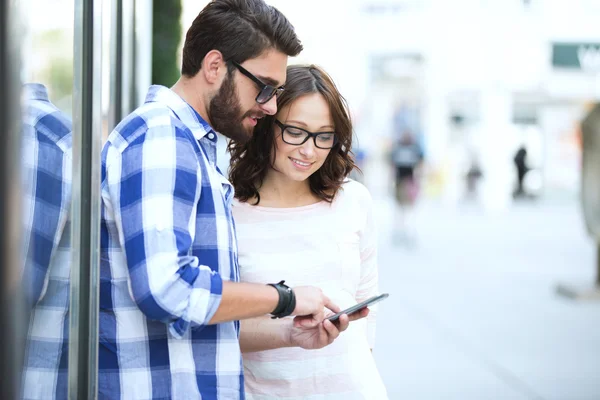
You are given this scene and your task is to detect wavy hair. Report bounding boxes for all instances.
[182,0,302,77]
[228,65,357,204]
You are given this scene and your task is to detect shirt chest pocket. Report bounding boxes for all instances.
[336,233,361,290]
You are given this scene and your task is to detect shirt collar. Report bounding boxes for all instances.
[23,83,50,102]
[144,85,217,142]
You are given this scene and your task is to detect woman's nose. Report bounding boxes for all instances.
[299,138,316,157]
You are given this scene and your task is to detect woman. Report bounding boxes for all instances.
[229,65,388,399]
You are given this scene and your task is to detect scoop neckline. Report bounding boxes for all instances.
[234,198,327,212]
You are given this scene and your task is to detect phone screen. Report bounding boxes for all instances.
[325,293,389,322]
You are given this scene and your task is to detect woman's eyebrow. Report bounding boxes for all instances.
[286,120,335,130]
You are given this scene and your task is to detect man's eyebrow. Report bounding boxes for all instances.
[256,75,283,87]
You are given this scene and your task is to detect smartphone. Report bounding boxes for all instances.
[326,293,389,323]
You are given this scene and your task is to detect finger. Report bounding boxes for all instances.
[347,307,370,322]
[322,296,340,313]
[322,319,340,342]
[294,315,319,329]
[336,313,350,332]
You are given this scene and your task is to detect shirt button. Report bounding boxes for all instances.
[207,133,215,140]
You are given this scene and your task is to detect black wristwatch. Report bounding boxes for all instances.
[267,280,296,319]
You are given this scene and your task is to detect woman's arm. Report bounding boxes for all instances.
[355,187,380,349]
[239,313,355,353]
[239,316,293,353]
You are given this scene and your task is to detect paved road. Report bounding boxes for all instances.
[371,193,600,400]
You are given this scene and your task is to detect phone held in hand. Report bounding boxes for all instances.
[326,293,389,323]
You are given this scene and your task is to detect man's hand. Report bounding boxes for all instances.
[288,307,370,350]
[291,286,339,325]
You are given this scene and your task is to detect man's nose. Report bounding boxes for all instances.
[259,96,277,116]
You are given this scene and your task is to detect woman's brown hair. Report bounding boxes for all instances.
[228,64,357,205]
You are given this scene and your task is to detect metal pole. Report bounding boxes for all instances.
[134,0,154,106]
[69,0,102,398]
[596,243,600,286]
[122,0,135,116]
[109,0,152,133]
[0,0,25,398]
[109,0,124,131]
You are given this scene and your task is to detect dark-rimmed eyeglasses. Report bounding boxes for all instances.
[275,120,338,149]
[232,61,284,104]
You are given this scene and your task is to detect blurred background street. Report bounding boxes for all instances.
[370,182,600,399]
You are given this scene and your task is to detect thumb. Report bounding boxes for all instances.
[293,315,319,329]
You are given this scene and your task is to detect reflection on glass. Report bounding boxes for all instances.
[20,0,74,398]
[20,83,73,399]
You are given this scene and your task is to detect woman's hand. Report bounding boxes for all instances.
[288,308,370,350]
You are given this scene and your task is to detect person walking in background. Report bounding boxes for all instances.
[229,65,388,399]
[98,2,356,399]
[465,153,483,202]
[391,130,424,245]
[513,145,529,198]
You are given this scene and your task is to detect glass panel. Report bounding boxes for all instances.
[17,0,103,397]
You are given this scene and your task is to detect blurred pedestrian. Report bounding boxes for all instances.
[391,131,424,244]
[513,145,529,198]
[465,155,483,201]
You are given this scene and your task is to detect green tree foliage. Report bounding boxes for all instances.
[152,0,182,86]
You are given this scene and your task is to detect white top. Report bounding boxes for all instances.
[233,180,388,400]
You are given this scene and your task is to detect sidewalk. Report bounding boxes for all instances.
[371,194,600,400]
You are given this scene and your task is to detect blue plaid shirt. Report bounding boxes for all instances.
[20,83,73,400]
[99,85,242,399]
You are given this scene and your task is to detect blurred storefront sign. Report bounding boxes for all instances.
[552,42,600,73]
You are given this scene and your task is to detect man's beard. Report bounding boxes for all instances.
[208,72,253,144]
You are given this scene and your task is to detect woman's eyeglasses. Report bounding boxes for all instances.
[275,120,337,149]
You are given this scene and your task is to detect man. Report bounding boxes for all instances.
[99,1,364,399]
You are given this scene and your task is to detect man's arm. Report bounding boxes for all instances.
[107,124,229,338]
[208,281,339,325]
[208,281,279,324]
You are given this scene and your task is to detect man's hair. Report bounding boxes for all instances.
[228,65,357,205]
[182,0,303,77]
